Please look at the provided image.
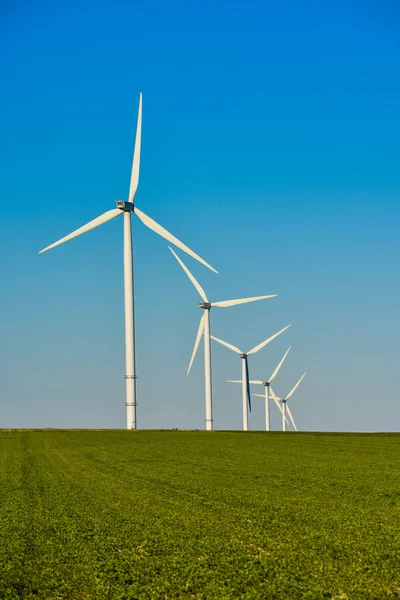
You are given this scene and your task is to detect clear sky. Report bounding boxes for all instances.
[1,0,399,431]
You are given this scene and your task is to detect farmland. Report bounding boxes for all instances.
[1,430,400,599]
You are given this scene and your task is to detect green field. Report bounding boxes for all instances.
[1,430,400,599]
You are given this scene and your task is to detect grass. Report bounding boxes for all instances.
[1,430,400,599]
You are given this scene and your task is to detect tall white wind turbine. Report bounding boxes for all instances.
[270,372,307,432]
[211,325,291,431]
[169,246,276,431]
[39,94,217,430]
[230,346,291,431]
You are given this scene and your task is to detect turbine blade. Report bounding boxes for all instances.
[270,388,288,421]
[211,294,277,308]
[134,206,218,273]
[286,405,298,431]
[128,92,142,204]
[168,246,208,302]
[229,379,265,387]
[187,314,204,375]
[286,371,307,399]
[252,394,265,398]
[39,209,123,254]
[245,357,251,412]
[249,380,264,384]
[247,324,291,356]
[268,346,292,383]
[275,398,288,422]
[210,335,242,354]
[269,387,283,402]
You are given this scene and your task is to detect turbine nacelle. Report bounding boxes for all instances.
[116,200,134,212]
[239,353,248,359]
[198,302,212,309]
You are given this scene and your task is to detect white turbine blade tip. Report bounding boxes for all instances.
[212,294,277,308]
[134,206,218,273]
[247,324,292,356]
[39,209,122,254]
[128,93,142,203]
[268,346,292,383]
[287,371,307,399]
[187,315,204,375]
[168,246,209,302]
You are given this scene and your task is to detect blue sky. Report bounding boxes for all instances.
[1,0,399,430]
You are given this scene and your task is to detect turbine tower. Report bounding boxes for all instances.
[169,246,276,431]
[231,346,291,431]
[39,94,217,430]
[211,325,291,431]
[270,372,307,431]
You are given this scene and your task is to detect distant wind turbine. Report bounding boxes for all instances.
[230,346,291,431]
[39,94,217,430]
[169,246,276,430]
[270,372,307,431]
[211,325,291,431]
[252,391,288,429]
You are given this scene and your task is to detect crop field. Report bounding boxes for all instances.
[1,431,400,599]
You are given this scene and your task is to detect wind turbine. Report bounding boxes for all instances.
[211,325,291,431]
[39,94,217,430]
[252,392,289,430]
[230,346,291,431]
[270,372,307,431]
[169,246,276,431]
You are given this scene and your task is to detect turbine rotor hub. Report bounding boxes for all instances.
[239,353,247,359]
[199,302,211,309]
[116,200,134,212]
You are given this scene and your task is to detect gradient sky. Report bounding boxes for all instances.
[1,0,399,431]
